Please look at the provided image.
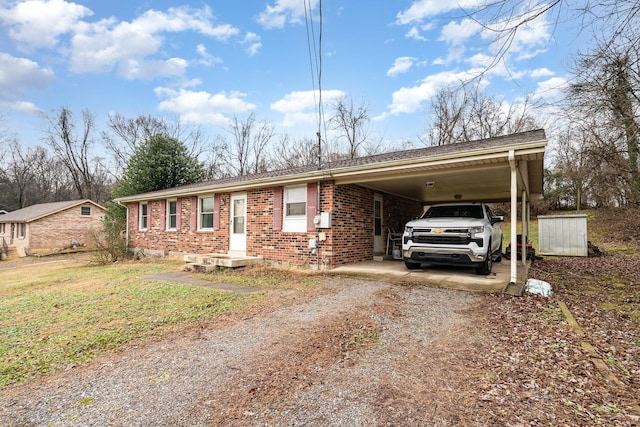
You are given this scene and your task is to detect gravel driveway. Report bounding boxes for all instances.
[1,276,479,426]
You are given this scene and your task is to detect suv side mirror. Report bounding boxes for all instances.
[492,215,504,224]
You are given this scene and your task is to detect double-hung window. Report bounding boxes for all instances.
[199,196,214,230]
[166,200,177,230]
[283,185,306,232]
[139,202,148,230]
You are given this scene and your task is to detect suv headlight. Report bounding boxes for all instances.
[469,226,484,234]
[404,226,413,236]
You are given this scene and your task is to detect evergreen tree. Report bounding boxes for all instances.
[113,134,206,198]
[102,135,205,262]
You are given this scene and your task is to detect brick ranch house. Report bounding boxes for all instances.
[0,200,106,258]
[115,130,547,274]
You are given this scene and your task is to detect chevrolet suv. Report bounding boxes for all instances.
[402,203,503,275]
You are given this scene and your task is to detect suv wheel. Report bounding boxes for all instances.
[404,259,421,270]
[476,242,493,275]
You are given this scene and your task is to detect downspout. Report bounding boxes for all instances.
[508,150,518,284]
[317,180,321,268]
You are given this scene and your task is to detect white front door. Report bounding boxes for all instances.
[229,193,247,254]
[374,195,383,254]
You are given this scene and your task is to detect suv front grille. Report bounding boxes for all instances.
[413,235,483,246]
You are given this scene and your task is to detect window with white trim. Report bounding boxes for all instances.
[139,202,148,230]
[283,185,306,232]
[199,196,214,230]
[166,200,177,230]
[80,206,91,216]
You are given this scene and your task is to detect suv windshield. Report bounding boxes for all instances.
[422,205,484,219]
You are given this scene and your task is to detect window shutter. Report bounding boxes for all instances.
[132,203,139,229]
[214,194,221,230]
[159,200,166,230]
[306,183,318,232]
[273,187,283,231]
[190,196,198,231]
[176,199,182,230]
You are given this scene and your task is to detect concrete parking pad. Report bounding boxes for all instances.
[331,259,511,292]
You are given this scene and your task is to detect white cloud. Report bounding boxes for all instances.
[530,67,554,78]
[67,6,239,78]
[242,32,262,56]
[440,18,481,46]
[0,53,54,98]
[387,57,416,77]
[376,69,484,118]
[195,44,223,67]
[5,100,42,114]
[0,0,92,49]
[405,26,427,41]
[256,0,318,29]
[155,87,256,126]
[532,77,567,100]
[396,0,484,25]
[270,89,344,126]
[119,57,188,80]
[481,5,551,60]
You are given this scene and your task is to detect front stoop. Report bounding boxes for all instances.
[184,253,264,272]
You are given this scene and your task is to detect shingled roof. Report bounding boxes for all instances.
[0,200,104,223]
[115,129,547,203]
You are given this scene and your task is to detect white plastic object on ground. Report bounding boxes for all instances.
[526,278,552,297]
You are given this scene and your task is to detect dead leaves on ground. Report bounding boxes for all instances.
[468,251,640,426]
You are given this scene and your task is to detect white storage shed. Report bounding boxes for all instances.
[538,214,588,257]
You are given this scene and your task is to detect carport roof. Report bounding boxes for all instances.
[115,129,547,204]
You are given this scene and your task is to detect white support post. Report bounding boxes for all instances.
[521,190,527,265]
[509,150,518,284]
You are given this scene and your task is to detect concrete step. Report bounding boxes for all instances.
[183,253,264,269]
[1,246,18,260]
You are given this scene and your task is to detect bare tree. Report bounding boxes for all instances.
[328,96,371,159]
[47,107,109,201]
[564,31,640,206]
[0,140,76,209]
[271,135,320,170]
[464,0,640,78]
[425,84,540,146]
[221,113,276,176]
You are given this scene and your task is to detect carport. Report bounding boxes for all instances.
[325,129,547,288]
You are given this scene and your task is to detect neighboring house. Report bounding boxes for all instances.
[114,130,547,275]
[0,200,106,257]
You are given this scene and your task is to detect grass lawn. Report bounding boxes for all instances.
[0,257,307,389]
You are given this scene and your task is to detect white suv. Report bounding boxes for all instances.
[402,203,503,275]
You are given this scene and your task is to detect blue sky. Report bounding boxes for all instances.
[0,0,583,151]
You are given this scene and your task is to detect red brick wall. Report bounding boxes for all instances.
[127,182,422,267]
[128,196,229,254]
[28,203,105,250]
